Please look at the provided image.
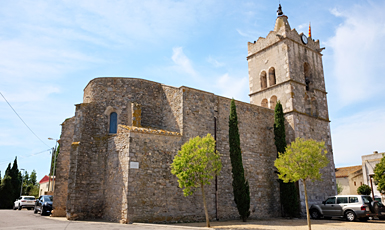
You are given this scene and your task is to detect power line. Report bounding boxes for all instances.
[0,91,50,148]
[0,149,51,166]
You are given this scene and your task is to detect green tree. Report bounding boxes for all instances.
[0,175,15,209]
[171,134,222,227]
[273,101,299,217]
[274,138,329,230]
[229,99,250,221]
[50,144,60,175]
[336,182,343,194]
[374,153,385,194]
[357,184,371,195]
[29,170,37,186]
[10,158,21,201]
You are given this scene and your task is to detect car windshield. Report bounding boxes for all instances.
[362,196,373,204]
[24,197,35,200]
[44,196,53,201]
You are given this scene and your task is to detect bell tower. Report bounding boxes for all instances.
[247,5,337,212]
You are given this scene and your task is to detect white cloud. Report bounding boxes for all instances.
[214,73,248,100]
[332,108,385,167]
[207,56,225,68]
[328,2,385,106]
[171,47,197,77]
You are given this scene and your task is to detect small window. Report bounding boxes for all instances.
[109,112,118,134]
[360,182,362,186]
[349,197,358,203]
[270,95,277,110]
[268,67,276,86]
[362,196,372,204]
[354,181,356,186]
[325,197,336,204]
[260,71,267,89]
[261,99,268,108]
[304,62,311,91]
[337,197,348,204]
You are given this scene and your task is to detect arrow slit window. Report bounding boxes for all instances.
[109,112,118,134]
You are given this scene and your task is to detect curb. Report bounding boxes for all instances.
[133,222,209,229]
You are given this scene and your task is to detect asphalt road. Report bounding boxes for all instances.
[0,209,204,230]
[2,209,385,230]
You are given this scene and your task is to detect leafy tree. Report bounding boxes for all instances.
[50,144,60,175]
[0,175,14,209]
[30,170,37,186]
[336,182,343,195]
[274,138,329,230]
[5,163,11,177]
[229,99,250,221]
[357,184,371,195]
[171,134,222,227]
[273,101,299,217]
[10,158,21,201]
[374,153,385,194]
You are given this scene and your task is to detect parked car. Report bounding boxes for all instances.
[374,197,385,220]
[309,195,379,221]
[34,195,53,216]
[13,196,36,210]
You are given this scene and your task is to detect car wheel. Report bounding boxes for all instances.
[310,209,321,219]
[40,207,45,216]
[13,204,16,210]
[369,202,379,214]
[379,216,385,220]
[345,211,356,221]
[18,204,21,210]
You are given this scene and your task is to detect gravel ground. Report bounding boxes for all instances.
[170,218,385,230]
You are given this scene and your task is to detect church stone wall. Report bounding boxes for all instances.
[52,117,74,217]
[57,77,282,223]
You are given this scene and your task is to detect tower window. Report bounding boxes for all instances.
[109,112,117,134]
[260,71,267,89]
[304,62,311,91]
[261,98,268,108]
[269,67,276,86]
[270,95,277,109]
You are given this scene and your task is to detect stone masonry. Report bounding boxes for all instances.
[53,8,336,223]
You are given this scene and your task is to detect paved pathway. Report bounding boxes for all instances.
[1,209,384,230]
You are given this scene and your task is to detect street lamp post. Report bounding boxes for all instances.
[48,138,59,192]
[20,168,25,196]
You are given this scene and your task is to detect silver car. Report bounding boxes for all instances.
[309,195,379,221]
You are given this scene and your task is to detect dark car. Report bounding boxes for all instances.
[374,198,385,220]
[34,195,53,216]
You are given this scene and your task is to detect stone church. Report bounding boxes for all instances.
[53,6,337,223]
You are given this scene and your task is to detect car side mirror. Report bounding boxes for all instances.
[322,201,325,204]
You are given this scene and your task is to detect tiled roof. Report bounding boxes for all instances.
[335,165,361,178]
[39,175,55,184]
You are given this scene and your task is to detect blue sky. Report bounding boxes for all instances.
[1,0,385,180]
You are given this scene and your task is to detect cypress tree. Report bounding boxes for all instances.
[274,101,299,217]
[0,175,15,209]
[10,157,21,200]
[229,99,250,221]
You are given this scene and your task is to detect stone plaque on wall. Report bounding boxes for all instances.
[130,162,139,169]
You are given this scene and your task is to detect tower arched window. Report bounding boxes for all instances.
[109,112,117,134]
[261,98,268,108]
[304,62,311,91]
[269,67,276,86]
[260,71,267,89]
[270,95,277,109]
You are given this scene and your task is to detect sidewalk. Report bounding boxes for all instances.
[167,218,385,230]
